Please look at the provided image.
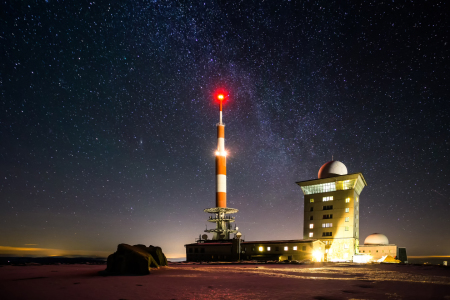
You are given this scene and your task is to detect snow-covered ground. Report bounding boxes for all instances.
[1,262,449,299]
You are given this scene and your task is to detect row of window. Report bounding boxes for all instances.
[309,218,352,229]
[189,248,205,253]
[309,226,354,237]
[309,196,351,203]
[322,242,350,248]
[361,249,393,253]
[310,205,359,212]
[310,210,358,221]
[325,246,350,254]
[189,245,311,254]
[257,245,307,252]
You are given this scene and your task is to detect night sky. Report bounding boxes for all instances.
[1,1,448,258]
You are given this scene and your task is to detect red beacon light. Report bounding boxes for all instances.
[217,94,224,101]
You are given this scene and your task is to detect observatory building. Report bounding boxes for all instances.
[296,161,367,261]
[359,233,398,260]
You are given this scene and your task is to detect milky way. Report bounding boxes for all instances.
[1,1,448,257]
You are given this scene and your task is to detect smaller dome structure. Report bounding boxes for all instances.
[318,161,348,179]
[364,233,389,245]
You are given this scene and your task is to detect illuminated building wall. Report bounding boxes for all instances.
[185,239,325,262]
[358,244,398,260]
[297,166,367,262]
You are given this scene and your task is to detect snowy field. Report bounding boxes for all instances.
[1,262,450,299]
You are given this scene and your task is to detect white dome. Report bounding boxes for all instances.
[318,161,348,179]
[364,233,389,245]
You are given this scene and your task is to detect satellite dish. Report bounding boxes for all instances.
[202,234,208,240]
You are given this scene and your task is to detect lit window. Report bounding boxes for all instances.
[267,247,271,251]
[322,223,332,228]
[345,226,349,231]
[293,246,298,250]
[344,253,348,258]
[325,249,328,253]
[323,196,333,202]
[356,197,359,202]
[345,217,349,222]
[345,208,349,213]
[284,246,288,251]
[310,199,314,203]
[345,198,350,203]
[344,244,349,249]
[309,232,313,237]
[259,246,263,252]
[309,224,314,229]
[356,215,358,219]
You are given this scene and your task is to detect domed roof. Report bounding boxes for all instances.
[364,233,389,245]
[318,161,348,179]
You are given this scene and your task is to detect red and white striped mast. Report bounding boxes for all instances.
[216,94,227,208]
[203,92,239,240]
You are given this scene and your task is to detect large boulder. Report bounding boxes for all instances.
[105,244,168,275]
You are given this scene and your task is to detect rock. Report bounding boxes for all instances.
[105,244,168,275]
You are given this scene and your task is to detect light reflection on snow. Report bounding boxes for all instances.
[166,265,450,285]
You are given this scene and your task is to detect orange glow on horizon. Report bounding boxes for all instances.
[0,245,187,259]
[0,245,110,257]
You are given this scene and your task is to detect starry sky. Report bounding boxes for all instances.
[1,1,448,258]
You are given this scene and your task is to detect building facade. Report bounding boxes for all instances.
[185,239,325,262]
[296,161,367,261]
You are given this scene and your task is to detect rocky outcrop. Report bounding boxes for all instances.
[105,244,168,275]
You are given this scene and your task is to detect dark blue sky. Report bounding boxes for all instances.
[1,1,448,257]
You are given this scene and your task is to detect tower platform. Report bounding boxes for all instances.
[204,207,239,240]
